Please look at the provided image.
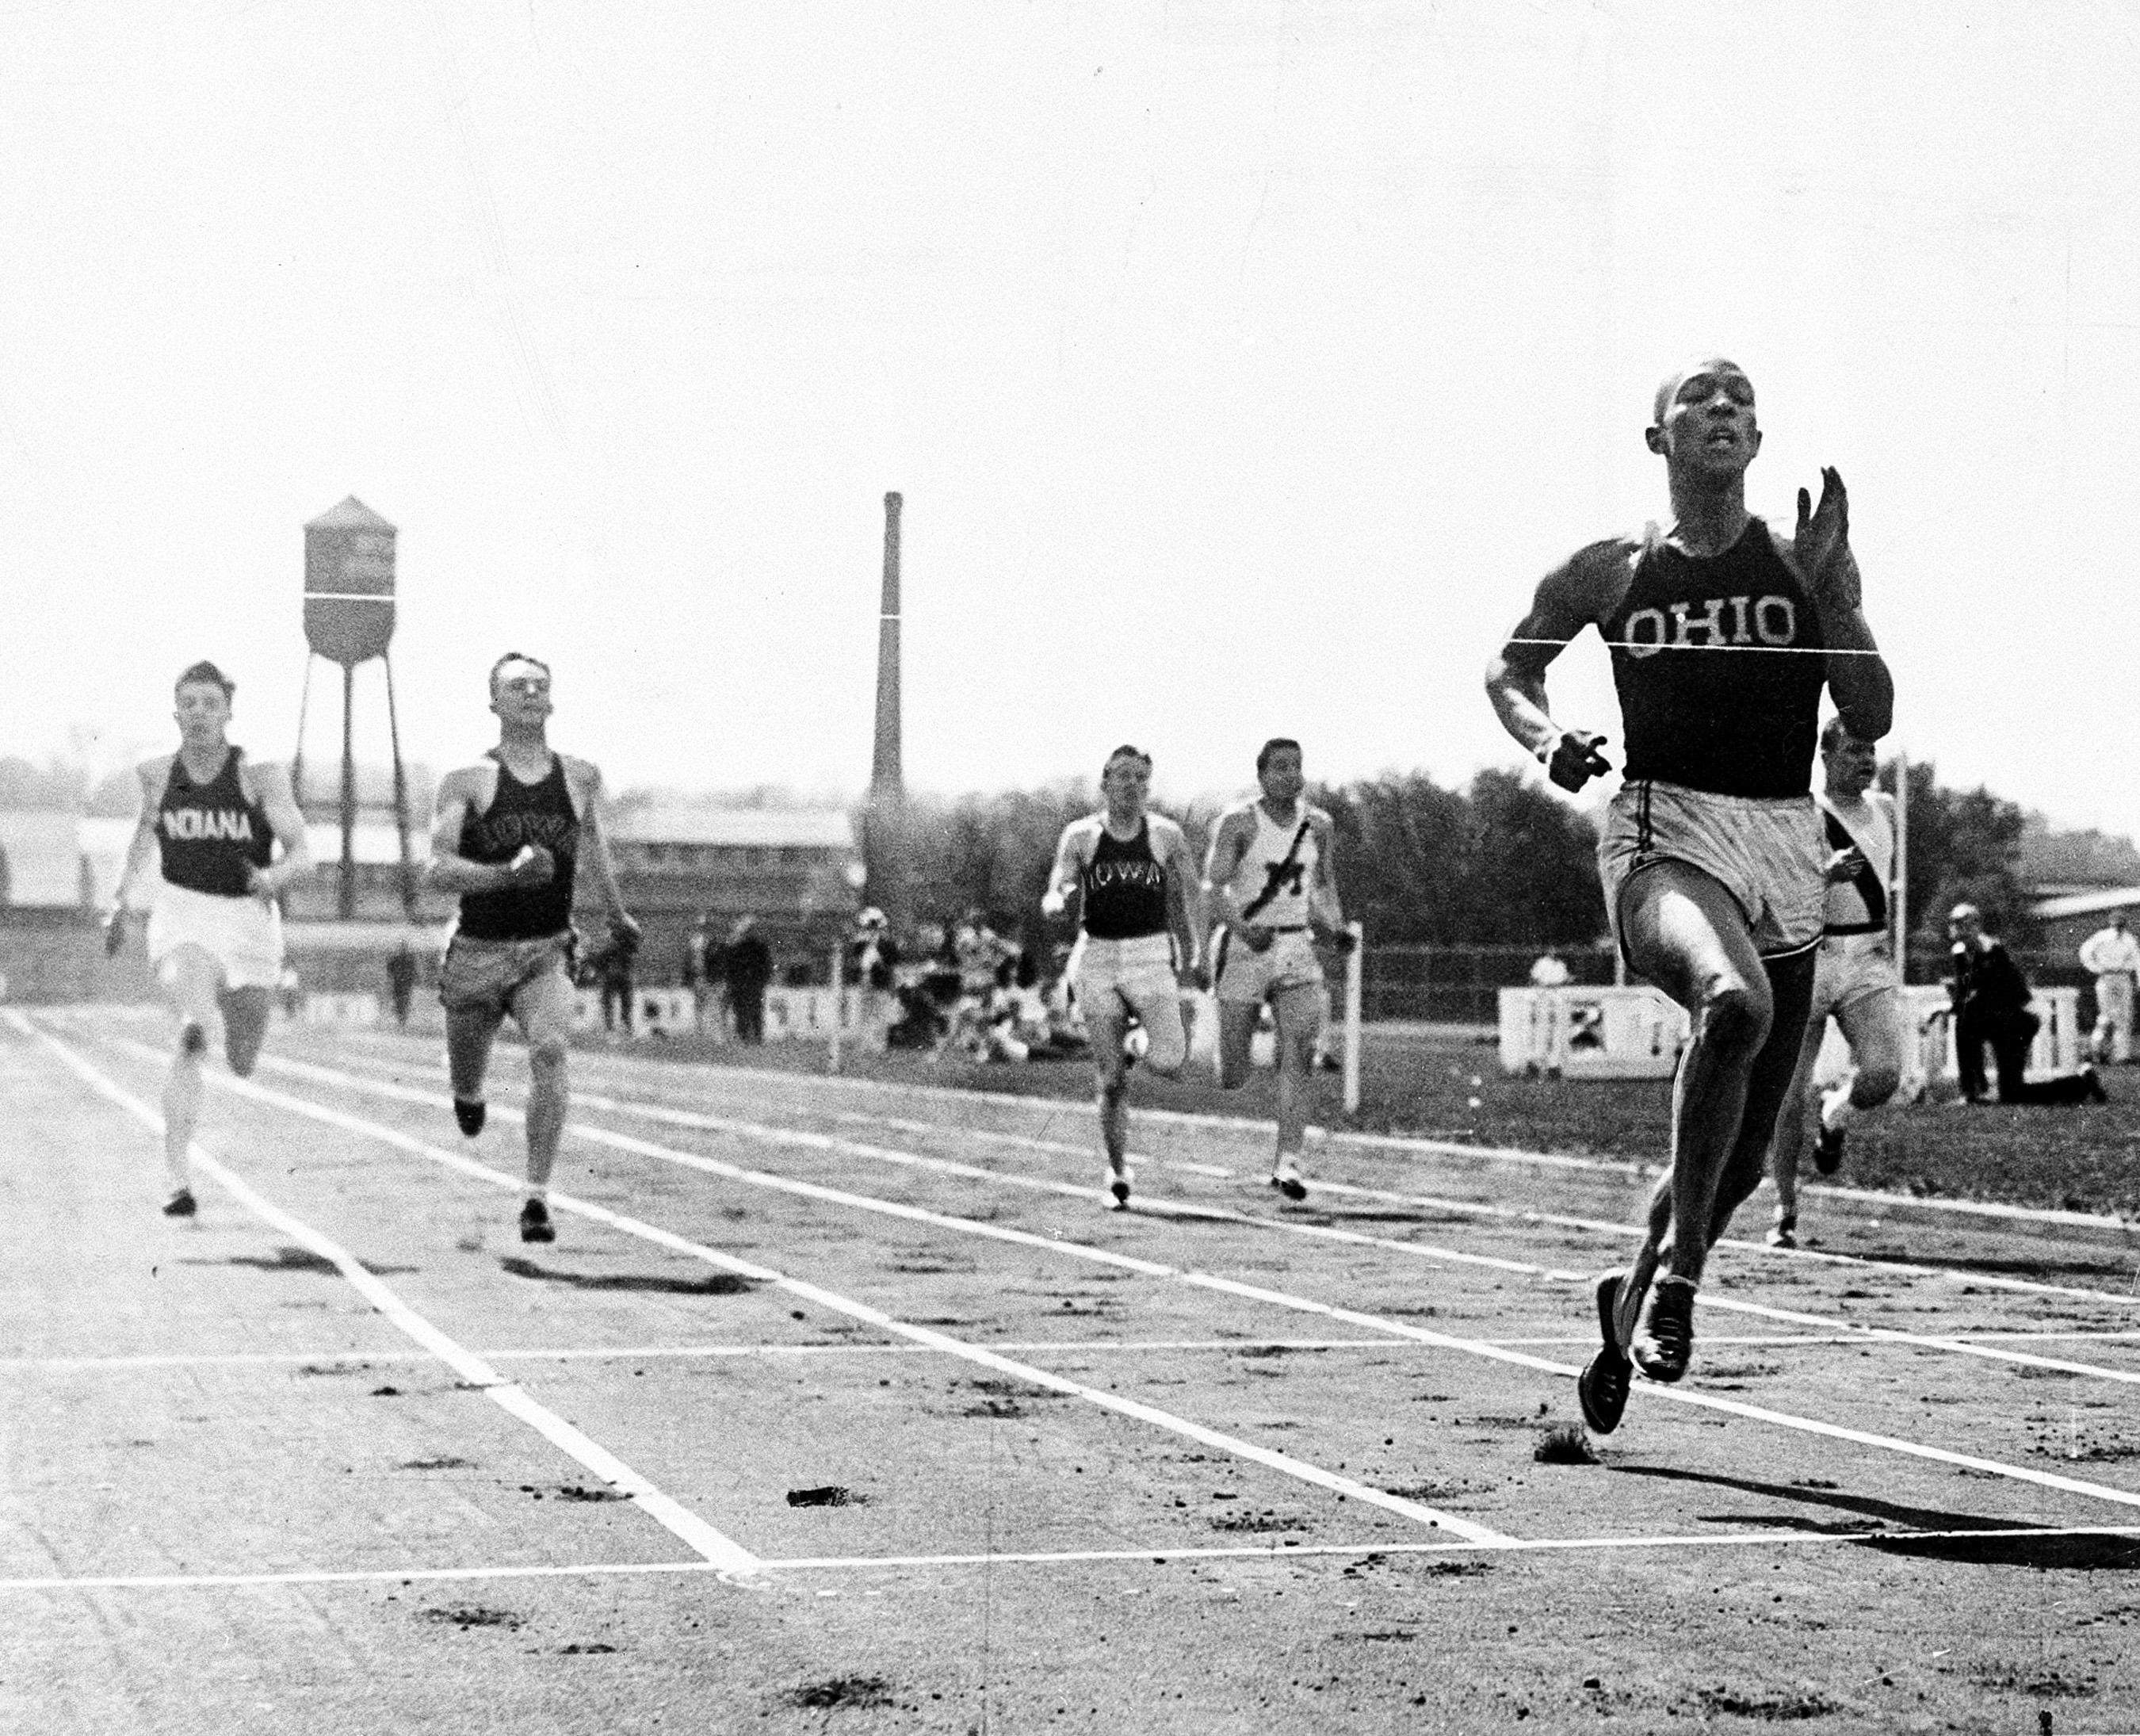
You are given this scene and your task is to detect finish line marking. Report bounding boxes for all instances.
[4,1524,2137,1595]
[10,1012,762,1582]
[11,1330,1936,1374]
[219,1042,2140,1522]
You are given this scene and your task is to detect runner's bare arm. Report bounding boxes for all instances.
[1202,807,1264,943]
[1485,539,1633,792]
[569,759,636,933]
[1307,811,1351,945]
[423,765,541,893]
[1774,472,1893,742]
[109,760,169,914]
[246,764,315,896]
[1041,820,1093,918]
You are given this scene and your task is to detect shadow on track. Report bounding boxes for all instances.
[1617,1463,2140,1569]
[497,1256,758,1297]
[182,1246,417,1277]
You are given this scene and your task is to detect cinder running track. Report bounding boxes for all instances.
[8,1007,2140,1733]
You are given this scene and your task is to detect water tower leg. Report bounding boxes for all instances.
[291,654,314,813]
[339,663,357,920]
[384,655,417,919]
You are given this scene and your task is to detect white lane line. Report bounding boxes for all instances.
[7,1520,2140,1595]
[834,1107,2140,1313]
[418,1064,2140,1390]
[233,1045,2140,1520]
[485,1053,2140,1310]
[10,1012,762,1581]
[817,1115,2140,1384]
[259,1052,1588,1291]
[497,1033,2140,1233]
[97,1035,1508,1547]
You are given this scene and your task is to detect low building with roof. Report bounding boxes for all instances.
[2029,885,2140,955]
[607,805,862,984]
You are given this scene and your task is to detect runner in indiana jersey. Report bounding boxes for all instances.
[1486,356,1894,1431]
[1041,744,1202,1209]
[428,653,637,1245]
[1204,737,1351,1201]
[108,661,312,1218]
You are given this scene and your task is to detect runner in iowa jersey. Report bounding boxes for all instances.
[428,653,637,1245]
[1204,737,1352,1202]
[1487,356,1893,1429]
[108,661,312,1218]
[1765,718,1907,1247]
[1041,744,1201,1210]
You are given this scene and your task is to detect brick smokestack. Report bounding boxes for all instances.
[864,493,905,923]
[871,492,902,797]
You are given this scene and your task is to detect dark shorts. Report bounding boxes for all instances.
[438,931,574,1019]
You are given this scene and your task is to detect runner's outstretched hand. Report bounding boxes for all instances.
[1794,466,1858,608]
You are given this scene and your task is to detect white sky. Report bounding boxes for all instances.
[4,2,2138,833]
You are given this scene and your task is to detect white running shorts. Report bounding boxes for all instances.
[1210,925,1324,1005]
[1072,932,1182,1030]
[147,881,284,991]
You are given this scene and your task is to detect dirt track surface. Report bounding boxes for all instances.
[8,1008,2140,1733]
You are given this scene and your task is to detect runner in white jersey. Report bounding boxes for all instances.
[1764,717,1906,1246]
[1041,745,1202,1209]
[1204,738,1353,1201]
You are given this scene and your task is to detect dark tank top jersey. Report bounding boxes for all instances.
[1604,518,1828,800]
[158,748,273,897]
[1081,820,1170,940]
[455,755,580,942]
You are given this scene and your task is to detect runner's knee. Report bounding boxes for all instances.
[1695,973,1771,1056]
[1853,1057,1902,1107]
[179,1023,208,1057]
[1144,1023,1187,1077]
[529,1034,570,1074]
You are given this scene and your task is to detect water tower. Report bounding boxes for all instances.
[294,497,417,920]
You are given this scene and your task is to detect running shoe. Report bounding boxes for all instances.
[1812,1126,1846,1175]
[1765,1214,1798,1249]
[1269,1157,1307,1203]
[1106,1158,1133,1211]
[162,1187,197,1218]
[518,1198,556,1244]
[1122,1026,1150,1068]
[1576,1270,1631,1435]
[453,1097,487,1138]
[2085,1065,2109,1103]
[1631,1276,1697,1383]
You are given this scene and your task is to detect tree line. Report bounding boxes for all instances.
[871,759,2127,953]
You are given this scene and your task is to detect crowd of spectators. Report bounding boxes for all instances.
[867,908,1089,1063]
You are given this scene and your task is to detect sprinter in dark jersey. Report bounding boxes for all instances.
[1041,746,1202,1208]
[1486,358,1893,1431]
[109,662,312,1217]
[428,654,637,1244]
